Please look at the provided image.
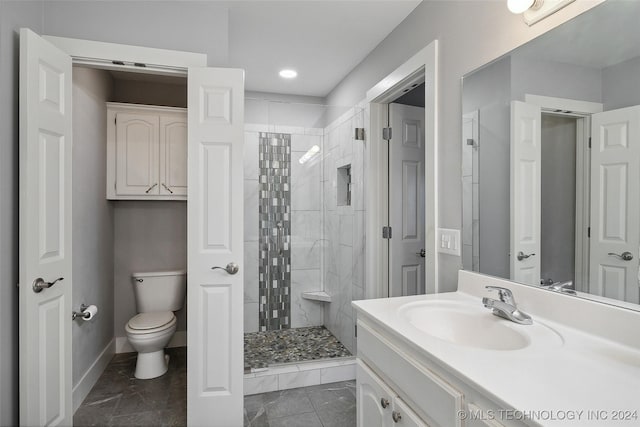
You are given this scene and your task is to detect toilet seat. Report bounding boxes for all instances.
[126,311,176,335]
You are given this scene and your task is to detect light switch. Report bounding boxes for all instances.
[437,228,461,256]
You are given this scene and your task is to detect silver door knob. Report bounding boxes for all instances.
[392,411,402,423]
[32,277,63,293]
[517,251,535,261]
[608,251,634,261]
[380,397,390,409]
[212,262,239,275]
[415,249,426,258]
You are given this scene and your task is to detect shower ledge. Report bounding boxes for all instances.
[301,291,331,303]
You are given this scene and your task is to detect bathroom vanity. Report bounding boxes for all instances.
[353,270,640,426]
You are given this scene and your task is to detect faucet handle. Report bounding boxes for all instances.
[485,286,515,304]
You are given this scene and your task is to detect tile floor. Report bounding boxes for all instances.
[244,326,352,370]
[74,347,356,427]
[244,381,356,427]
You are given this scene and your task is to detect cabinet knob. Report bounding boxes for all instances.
[392,411,402,423]
[380,397,390,409]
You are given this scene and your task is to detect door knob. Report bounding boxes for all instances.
[212,262,239,275]
[32,277,63,293]
[517,251,535,261]
[392,411,402,423]
[380,397,390,409]
[608,251,634,261]
[415,249,426,258]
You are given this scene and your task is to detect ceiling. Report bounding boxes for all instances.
[226,1,421,97]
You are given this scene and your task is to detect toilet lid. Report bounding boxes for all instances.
[128,311,174,330]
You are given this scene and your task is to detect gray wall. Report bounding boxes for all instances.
[540,114,577,284]
[602,56,640,111]
[72,67,116,385]
[510,56,602,103]
[325,0,603,291]
[112,78,187,108]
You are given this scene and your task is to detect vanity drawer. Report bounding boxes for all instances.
[357,320,464,427]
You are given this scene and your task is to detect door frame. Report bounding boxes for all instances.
[524,94,601,291]
[365,41,438,298]
[37,34,206,412]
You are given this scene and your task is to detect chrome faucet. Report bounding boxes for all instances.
[482,286,532,325]
[540,279,576,295]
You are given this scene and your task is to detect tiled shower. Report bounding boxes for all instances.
[243,99,365,370]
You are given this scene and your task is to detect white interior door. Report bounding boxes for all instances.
[187,67,244,426]
[19,28,73,426]
[510,101,541,285]
[589,106,640,303]
[389,103,425,297]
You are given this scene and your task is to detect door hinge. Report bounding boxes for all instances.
[588,137,591,148]
[382,226,392,239]
[382,127,392,141]
[355,128,365,141]
[354,324,357,338]
[588,227,591,238]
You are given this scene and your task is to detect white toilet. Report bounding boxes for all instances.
[125,270,186,379]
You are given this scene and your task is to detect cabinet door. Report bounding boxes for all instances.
[393,397,430,427]
[115,112,159,195]
[159,114,188,196]
[357,361,394,427]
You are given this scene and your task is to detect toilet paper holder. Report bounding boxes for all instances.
[72,304,92,320]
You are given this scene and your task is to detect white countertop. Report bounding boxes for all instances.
[353,285,640,426]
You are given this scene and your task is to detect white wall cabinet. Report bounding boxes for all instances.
[107,102,187,200]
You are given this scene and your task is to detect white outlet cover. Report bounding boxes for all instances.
[437,228,461,256]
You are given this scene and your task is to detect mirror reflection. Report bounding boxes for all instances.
[461,0,640,307]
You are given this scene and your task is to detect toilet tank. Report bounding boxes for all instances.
[132,270,186,313]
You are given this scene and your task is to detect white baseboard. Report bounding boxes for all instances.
[115,330,187,354]
[72,339,115,413]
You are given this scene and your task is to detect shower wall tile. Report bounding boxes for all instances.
[244,302,259,333]
[244,241,259,303]
[244,131,260,180]
[352,212,365,289]
[244,179,259,242]
[290,269,323,328]
[339,215,353,247]
[292,134,322,153]
[291,151,321,211]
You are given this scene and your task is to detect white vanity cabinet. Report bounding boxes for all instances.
[107,102,187,200]
[357,360,429,427]
[356,316,524,427]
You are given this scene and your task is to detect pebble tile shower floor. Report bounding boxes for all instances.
[244,326,352,371]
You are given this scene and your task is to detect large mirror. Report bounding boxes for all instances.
[461,0,640,309]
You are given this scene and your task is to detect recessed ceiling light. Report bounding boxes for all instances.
[279,69,298,79]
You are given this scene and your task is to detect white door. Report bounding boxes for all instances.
[159,114,188,196]
[19,28,73,426]
[389,103,426,297]
[510,101,541,285]
[115,112,160,195]
[589,106,640,303]
[187,67,245,426]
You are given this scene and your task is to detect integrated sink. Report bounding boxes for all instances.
[398,300,562,351]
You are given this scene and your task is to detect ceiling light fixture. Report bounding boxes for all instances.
[279,69,298,79]
[508,0,575,26]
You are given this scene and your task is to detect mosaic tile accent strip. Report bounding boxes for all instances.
[244,326,352,370]
[259,132,291,330]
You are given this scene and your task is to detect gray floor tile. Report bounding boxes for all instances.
[268,412,324,427]
[263,389,316,420]
[110,410,164,426]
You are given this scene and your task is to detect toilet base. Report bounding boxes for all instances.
[134,350,170,379]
